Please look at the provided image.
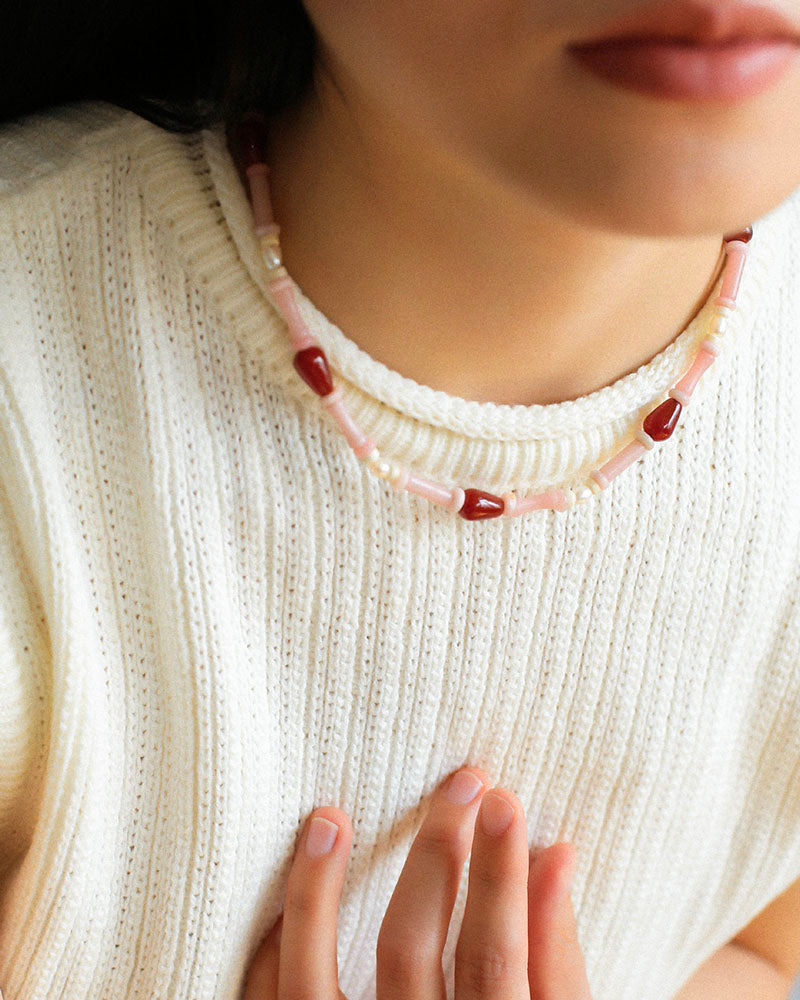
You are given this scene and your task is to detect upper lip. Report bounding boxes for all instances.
[568,1,800,46]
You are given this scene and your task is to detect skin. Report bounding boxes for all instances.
[263,0,800,406]
[243,771,591,998]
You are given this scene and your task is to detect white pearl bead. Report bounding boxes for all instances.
[259,234,283,270]
[713,304,733,318]
[573,485,593,504]
[708,314,729,335]
[263,246,283,269]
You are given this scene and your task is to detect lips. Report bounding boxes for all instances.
[569,0,800,47]
[567,36,799,101]
[565,2,800,101]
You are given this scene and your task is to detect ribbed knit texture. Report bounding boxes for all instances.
[0,98,799,1000]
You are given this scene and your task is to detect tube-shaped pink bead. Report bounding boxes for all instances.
[404,473,457,508]
[509,489,566,515]
[673,346,716,399]
[245,163,275,230]
[598,439,647,484]
[269,281,316,350]
[321,389,374,456]
[719,244,747,302]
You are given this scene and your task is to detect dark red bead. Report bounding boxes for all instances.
[293,347,334,397]
[233,114,270,168]
[458,488,505,520]
[643,397,682,442]
[723,225,753,245]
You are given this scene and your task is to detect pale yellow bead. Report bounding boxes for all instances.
[572,485,594,504]
[708,314,729,335]
[260,242,283,270]
[587,477,605,496]
[366,448,389,477]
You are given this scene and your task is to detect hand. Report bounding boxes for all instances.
[243,768,593,998]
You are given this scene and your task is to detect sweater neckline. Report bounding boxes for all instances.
[132,110,767,444]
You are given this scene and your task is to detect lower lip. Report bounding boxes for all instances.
[566,37,798,101]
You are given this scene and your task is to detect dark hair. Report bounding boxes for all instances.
[1,0,317,134]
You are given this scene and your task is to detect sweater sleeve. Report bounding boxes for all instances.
[0,291,50,878]
[0,173,53,878]
[0,481,49,876]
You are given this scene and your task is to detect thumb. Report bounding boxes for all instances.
[242,912,283,1000]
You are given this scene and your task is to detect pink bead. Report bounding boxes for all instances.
[269,282,316,350]
[719,244,747,303]
[723,225,753,244]
[551,489,571,512]
[320,388,373,455]
[509,489,565,515]
[245,164,275,231]
[673,346,717,399]
[391,466,410,492]
[404,473,457,508]
[598,439,648,484]
[713,295,736,310]
[354,436,378,460]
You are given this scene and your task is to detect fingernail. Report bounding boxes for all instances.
[306,816,339,858]
[480,791,515,837]
[443,769,484,805]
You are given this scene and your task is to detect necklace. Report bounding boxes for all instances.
[232,112,753,522]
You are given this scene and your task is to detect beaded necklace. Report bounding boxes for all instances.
[232,113,753,521]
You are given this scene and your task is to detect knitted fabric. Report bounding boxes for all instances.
[0,99,799,1000]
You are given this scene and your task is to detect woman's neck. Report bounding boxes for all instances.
[261,85,727,408]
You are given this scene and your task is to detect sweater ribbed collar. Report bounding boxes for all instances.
[128,105,779,493]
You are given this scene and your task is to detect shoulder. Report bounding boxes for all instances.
[0,99,151,200]
[0,100,176,359]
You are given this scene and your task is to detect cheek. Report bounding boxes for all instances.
[305,0,540,132]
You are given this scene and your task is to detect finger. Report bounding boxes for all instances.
[242,913,283,1000]
[527,842,592,1000]
[376,767,490,1000]
[455,788,531,999]
[278,806,353,1000]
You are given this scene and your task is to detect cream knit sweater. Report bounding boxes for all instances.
[0,99,799,1000]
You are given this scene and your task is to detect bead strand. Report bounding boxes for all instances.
[234,114,752,521]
